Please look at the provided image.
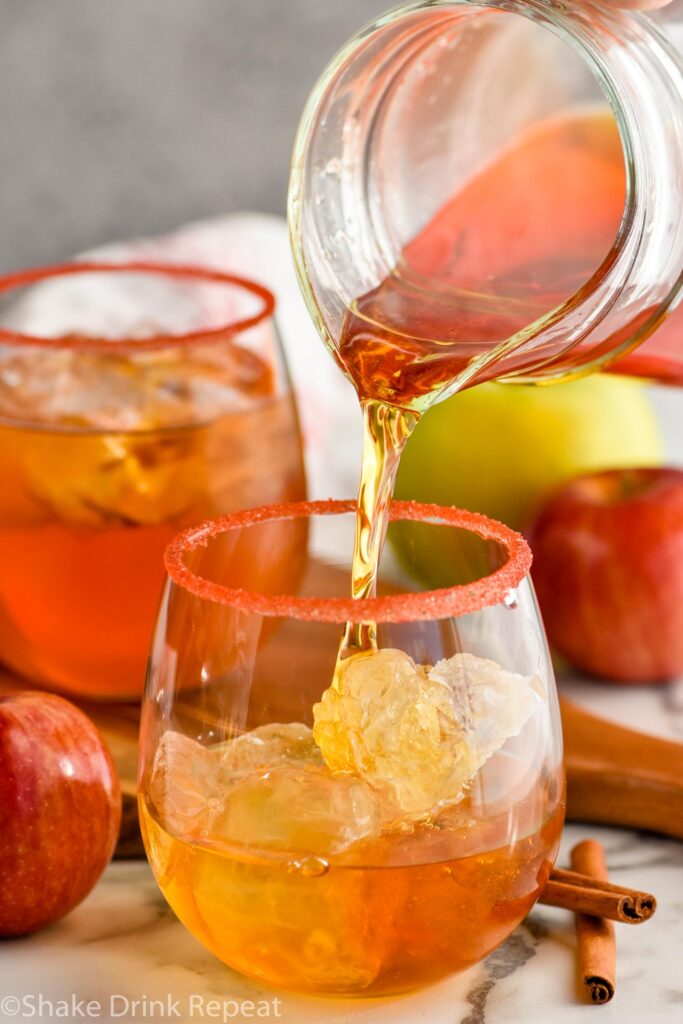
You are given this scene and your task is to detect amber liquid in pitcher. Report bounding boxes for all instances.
[339,108,682,409]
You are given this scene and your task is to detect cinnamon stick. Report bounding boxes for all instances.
[573,840,616,1004]
[539,867,656,924]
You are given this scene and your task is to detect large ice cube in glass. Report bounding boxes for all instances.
[213,763,381,855]
[313,648,542,821]
[148,731,223,839]
[217,722,323,774]
[429,652,545,766]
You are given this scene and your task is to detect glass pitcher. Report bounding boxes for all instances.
[289,0,683,411]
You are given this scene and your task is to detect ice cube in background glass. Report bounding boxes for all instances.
[0,333,272,433]
[0,262,283,527]
[14,428,206,527]
[0,261,275,435]
[4,351,294,529]
[0,213,362,498]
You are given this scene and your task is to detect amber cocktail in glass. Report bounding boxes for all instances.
[0,263,305,698]
[139,499,564,996]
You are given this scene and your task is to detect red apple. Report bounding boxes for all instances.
[0,691,121,936]
[529,467,683,683]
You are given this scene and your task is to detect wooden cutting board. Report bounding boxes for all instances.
[1,673,682,856]
[561,698,683,840]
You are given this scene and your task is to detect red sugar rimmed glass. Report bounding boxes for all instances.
[0,261,275,350]
[0,261,305,700]
[140,498,564,998]
[164,498,532,621]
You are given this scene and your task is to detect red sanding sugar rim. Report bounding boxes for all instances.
[0,261,275,351]
[164,499,532,623]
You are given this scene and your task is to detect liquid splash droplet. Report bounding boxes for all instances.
[287,856,330,877]
[300,856,330,877]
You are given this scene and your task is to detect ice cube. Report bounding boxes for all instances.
[313,648,475,821]
[148,731,223,839]
[0,343,289,527]
[217,722,323,774]
[212,762,381,855]
[191,844,393,992]
[16,426,206,527]
[157,722,391,990]
[0,338,273,423]
[313,648,543,821]
[428,652,544,772]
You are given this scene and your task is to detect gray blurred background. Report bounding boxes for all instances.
[0,0,390,271]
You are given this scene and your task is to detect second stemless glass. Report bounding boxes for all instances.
[140,500,564,997]
[0,263,306,699]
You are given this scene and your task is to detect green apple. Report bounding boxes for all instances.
[394,375,663,534]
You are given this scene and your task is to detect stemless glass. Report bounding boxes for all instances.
[139,499,564,997]
[0,263,306,699]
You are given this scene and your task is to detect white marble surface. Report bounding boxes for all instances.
[1,680,681,1024]
[0,825,680,1024]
